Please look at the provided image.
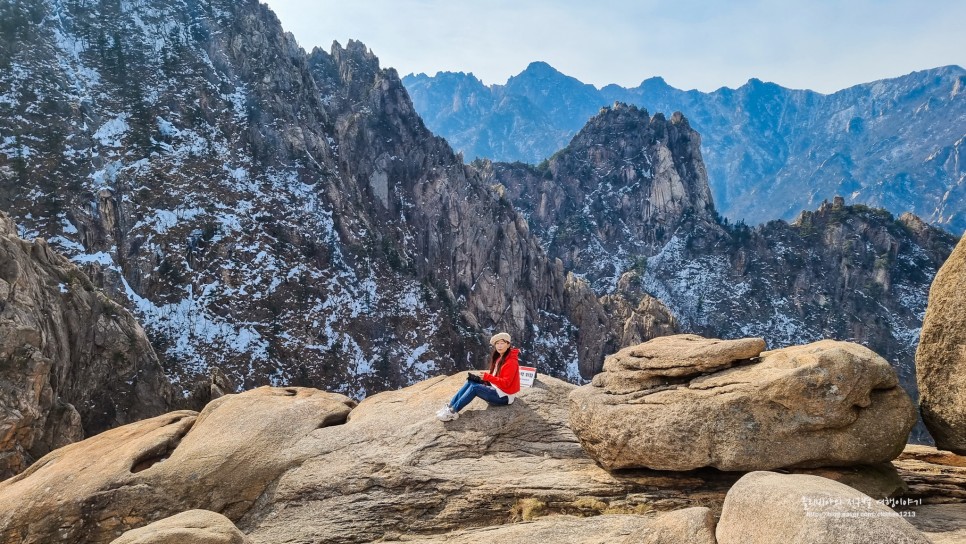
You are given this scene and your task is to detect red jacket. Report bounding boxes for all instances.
[483,348,521,395]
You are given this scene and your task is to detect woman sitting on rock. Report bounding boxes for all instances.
[437,332,521,421]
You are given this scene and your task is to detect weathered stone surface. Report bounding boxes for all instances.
[0,387,354,544]
[238,374,738,543]
[592,334,765,394]
[571,339,916,471]
[109,510,250,544]
[894,445,966,504]
[602,334,765,374]
[797,464,909,500]
[0,211,175,479]
[917,234,966,454]
[5,374,966,544]
[394,508,716,544]
[716,471,931,544]
[908,504,966,544]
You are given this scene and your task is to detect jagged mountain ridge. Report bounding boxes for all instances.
[480,105,716,293]
[484,104,958,441]
[403,63,966,233]
[0,0,678,397]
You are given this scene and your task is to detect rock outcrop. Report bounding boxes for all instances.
[917,234,966,454]
[599,288,679,349]
[238,373,735,543]
[109,510,250,544]
[0,376,744,544]
[570,337,916,471]
[0,211,175,479]
[716,471,931,544]
[1,373,964,543]
[591,334,765,394]
[894,444,966,504]
[0,387,355,543]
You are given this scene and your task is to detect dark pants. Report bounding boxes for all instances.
[449,380,509,412]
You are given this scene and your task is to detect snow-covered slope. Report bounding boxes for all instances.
[1,0,670,396]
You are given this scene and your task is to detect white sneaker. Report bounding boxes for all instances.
[436,406,459,421]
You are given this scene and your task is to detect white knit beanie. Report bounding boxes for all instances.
[489,332,511,346]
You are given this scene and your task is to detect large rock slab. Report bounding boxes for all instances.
[0,387,354,544]
[917,233,966,454]
[0,212,175,479]
[593,334,765,394]
[109,510,251,544]
[571,339,917,471]
[237,373,740,543]
[8,372,955,544]
[602,334,765,374]
[716,471,931,544]
[393,508,716,544]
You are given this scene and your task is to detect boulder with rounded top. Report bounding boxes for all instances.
[0,387,354,544]
[571,339,916,471]
[716,471,931,544]
[916,234,966,454]
[109,510,250,544]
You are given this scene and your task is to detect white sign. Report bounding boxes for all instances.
[519,366,537,388]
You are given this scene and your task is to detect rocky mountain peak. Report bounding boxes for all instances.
[484,102,717,292]
[502,61,602,131]
[329,39,383,85]
[640,75,669,88]
[567,105,714,225]
[512,60,567,81]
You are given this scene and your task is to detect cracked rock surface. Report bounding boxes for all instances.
[0,387,354,544]
[571,336,917,471]
[2,372,964,544]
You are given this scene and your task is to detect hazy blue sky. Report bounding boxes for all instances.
[261,0,966,93]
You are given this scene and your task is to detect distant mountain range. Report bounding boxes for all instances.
[403,63,966,234]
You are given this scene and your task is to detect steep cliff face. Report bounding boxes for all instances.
[404,64,966,233]
[0,212,174,479]
[0,0,672,396]
[305,40,618,378]
[483,104,717,292]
